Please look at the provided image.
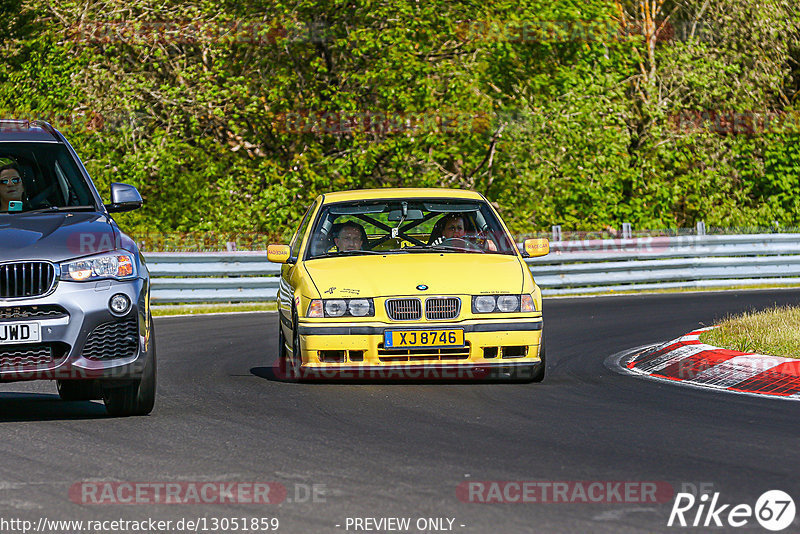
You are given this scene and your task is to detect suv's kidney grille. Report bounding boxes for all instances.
[385,299,422,321]
[425,298,460,320]
[0,262,56,299]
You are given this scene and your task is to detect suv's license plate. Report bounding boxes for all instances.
[384,329,464,349]
[0,322,41,345]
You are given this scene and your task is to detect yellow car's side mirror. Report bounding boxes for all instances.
[523,238,549,257]
[267,244,292,263]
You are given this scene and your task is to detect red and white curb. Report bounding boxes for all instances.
[624,327,800,399]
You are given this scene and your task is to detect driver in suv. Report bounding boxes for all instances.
[0,158,26,211]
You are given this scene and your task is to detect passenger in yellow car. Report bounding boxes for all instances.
[334,221,367,251]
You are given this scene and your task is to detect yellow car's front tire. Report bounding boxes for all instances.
[530,333,546,382]
[277,317,289,376]
[287,308,303,380]
[507,334,545,383]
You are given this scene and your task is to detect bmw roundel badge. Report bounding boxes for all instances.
[416,284,428,291]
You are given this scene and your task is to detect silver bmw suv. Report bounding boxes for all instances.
[0,120,155,416]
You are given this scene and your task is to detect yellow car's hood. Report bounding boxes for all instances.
[303,253,527,298]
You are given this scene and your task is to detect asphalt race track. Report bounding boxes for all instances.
[2,289,800,533]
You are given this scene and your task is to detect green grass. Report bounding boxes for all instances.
[699,305,800,359]
[152,302,277,316]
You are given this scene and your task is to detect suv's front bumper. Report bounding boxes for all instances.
[0,278,152,382]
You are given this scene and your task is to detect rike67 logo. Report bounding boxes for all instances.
[668,490,796,531]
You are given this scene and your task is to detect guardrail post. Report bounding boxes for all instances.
[696,221,706,236]
[622,223,632,240]
[551,225,562,242]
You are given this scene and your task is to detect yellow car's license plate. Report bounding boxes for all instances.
[383,329,464,349]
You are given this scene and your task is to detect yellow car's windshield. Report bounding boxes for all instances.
[305,198,517,259]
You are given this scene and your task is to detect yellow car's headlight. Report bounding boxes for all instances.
[308,298,375,318]
[60,251,137,282]
[472,294,535,313]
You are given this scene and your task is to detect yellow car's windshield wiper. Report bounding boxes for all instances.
[320,249,382,257]
[382,245,486,254]
[430,246,483,253]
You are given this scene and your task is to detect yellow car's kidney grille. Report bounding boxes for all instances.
[385,298,422,321]
[425,297,460,320]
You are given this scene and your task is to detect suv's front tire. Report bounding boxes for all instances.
[102,319,156,416]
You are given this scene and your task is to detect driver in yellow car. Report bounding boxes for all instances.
[430,213,497,251]
[441,214,467,240]
[429,214,468,246]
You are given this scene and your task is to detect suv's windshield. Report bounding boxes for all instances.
[0,142,97,213]
[305,198,517,259]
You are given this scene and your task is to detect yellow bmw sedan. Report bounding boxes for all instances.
[267,188,549,381]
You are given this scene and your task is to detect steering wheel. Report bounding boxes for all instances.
[438,237,483,251]
[27,183,58,209]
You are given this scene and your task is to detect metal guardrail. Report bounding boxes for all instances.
[147,252,280,303]
[146,233,800,302]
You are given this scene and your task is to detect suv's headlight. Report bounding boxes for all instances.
[308,298,375,318]
[60,251,136,282]
[472,294,536,313]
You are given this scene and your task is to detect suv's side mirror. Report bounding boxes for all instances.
[106,183,143,213]
[523,238,549,257]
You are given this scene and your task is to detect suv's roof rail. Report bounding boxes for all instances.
[0,119,61,141]
[29,120,60,138]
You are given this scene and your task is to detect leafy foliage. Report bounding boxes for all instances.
[1,0,799,241]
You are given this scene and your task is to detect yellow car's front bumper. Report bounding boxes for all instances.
[293,318,543,379]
